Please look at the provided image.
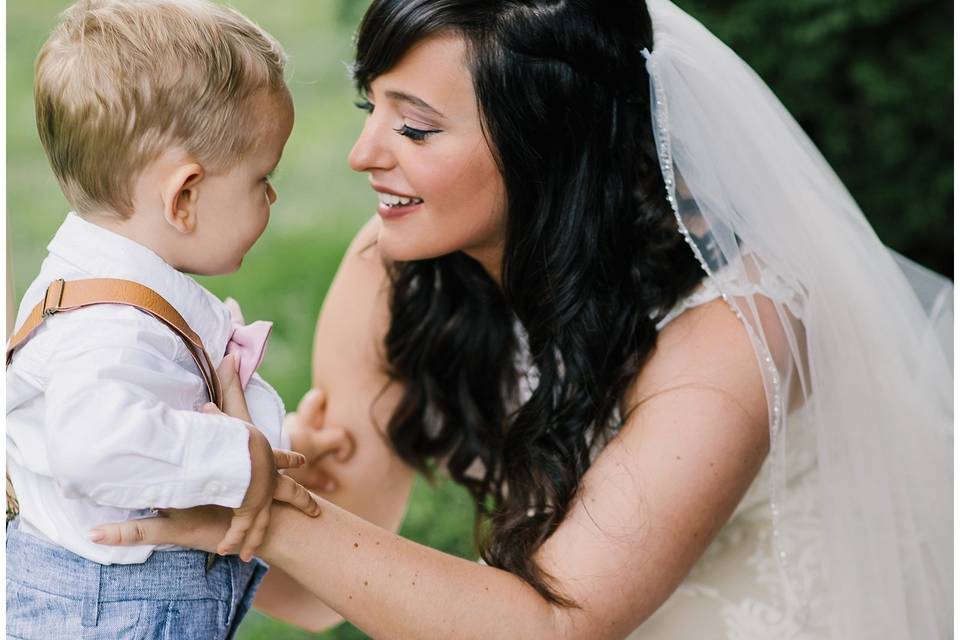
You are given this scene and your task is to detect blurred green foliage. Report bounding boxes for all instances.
[5,0,951,638]
[681,0,953,276]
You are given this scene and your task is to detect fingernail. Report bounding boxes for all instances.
[89,529,105,542]
[202,403,217,412]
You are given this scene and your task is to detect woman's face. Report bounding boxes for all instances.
[348,33,507,278]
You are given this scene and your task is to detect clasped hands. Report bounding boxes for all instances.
[90,354,356,560]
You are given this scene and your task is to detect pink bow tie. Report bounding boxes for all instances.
[223,298,272,388]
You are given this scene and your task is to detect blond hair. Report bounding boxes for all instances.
[35,0,288,217]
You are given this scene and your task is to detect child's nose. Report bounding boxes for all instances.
[266,183,277,205]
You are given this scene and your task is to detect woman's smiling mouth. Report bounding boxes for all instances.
[373,186,424,219]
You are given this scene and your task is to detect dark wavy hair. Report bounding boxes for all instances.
[354,0,704,606]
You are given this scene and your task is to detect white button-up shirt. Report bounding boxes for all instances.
[7,213,288,564]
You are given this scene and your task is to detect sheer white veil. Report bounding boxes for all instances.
[641,1,953,637]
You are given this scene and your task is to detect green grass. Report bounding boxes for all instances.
[6,2,477,638]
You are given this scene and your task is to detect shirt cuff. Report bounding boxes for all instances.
[176,413,252,509]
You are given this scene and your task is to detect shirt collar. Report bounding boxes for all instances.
[46,212,233,363]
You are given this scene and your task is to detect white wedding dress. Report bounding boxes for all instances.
[626,277,830,639]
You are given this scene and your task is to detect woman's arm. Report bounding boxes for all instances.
[260,296,770,639]
[97,293,771,639]
[253,217,415,632]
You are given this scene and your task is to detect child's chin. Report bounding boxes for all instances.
[187,259,242,277]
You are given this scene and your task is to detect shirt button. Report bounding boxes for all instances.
[206,481,225,496]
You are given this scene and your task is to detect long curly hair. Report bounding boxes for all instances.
[354,0,704,606]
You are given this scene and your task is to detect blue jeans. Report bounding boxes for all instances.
[6,518,268,640]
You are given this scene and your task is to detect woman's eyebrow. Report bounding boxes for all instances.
[384,90,445,119]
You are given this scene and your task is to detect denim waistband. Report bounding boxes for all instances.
[6,518,250,604]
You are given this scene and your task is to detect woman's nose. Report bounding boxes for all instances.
[348,119,393,173]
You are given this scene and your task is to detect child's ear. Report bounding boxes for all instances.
[161,163,205,234]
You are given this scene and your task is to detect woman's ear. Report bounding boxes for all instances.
[161,163,204,234]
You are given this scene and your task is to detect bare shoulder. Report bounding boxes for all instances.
[627,296,769,431]
[539,298,772,635]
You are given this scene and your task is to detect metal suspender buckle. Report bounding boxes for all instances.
[42,279,66,317]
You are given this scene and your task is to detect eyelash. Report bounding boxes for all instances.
[393,124,440,142]
[354,99,441,142]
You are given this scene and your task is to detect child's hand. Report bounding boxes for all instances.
[201,403,322,561]
[218,353,252,423]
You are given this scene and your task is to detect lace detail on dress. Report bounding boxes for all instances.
[655,274,724,330]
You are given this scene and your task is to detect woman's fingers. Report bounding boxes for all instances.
[239,508,270,563]
[293,386,355,461]
[284,462,339,494]
[296,387,327,429]
[273,448,306,470]
[274,474,322,516]
[90,517,162,546]
[288,421,354,463]
[91,506,232,552]
[308,424,356,463]
[284,386,352,493]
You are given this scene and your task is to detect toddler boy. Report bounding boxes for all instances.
[6,1,318,638]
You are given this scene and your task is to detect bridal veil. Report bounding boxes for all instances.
[640,1,953,637]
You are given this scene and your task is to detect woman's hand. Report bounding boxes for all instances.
[283,388,356,493]
[90,504,233,552]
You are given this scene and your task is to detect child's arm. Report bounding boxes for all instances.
[209,354,321,562]
[40,306,314,521]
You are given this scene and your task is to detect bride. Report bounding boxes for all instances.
[92,0,953,637]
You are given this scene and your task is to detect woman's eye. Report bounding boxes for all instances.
[355,99,375,114]
[394,124,441,142]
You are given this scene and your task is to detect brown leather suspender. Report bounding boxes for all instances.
[6,278,222,407]
[6,278,224,521]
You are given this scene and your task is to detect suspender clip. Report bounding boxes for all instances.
[42,279,66,317]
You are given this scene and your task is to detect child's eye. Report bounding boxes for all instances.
[394,124,441,142]
[355,99,375,114]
